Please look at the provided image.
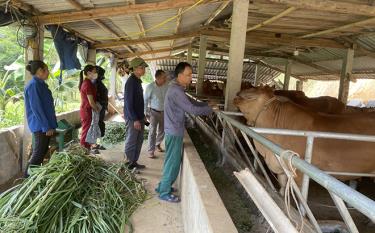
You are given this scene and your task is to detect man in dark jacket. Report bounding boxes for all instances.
[124,57,148,169]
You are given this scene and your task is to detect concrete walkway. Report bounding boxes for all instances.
[99,139,184,233]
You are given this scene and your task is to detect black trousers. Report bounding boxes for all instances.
[99,108,106,137]
[25,132,50,176]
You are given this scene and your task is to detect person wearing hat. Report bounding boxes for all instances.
[124,57,148,169]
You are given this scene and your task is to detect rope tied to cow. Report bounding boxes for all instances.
[279,150,305,233]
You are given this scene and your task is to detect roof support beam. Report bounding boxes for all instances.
[268,0,375,17]
[301,17,375,39]
[225,0,249,111]
[283,59,292,90]
[202,29,345,49]
[204,1,231,26]
[134,13,154,53]
[35,0,200,25]
[94,31,198,49]
[144,55,181,61]
[289,56,338,75]
[247,6,297,32]
[338,48,354,104]
[170,8,184,56]
[119,44,188,58]
[65,0,134,53]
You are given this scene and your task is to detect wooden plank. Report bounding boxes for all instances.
[204,1,231,26]
[268,0,375,17]
[338,48,354,103]
[170,8,184,55]
[134,14,153,52]
[34,0,197,25]
[202,29,345,48]
[144,55,181,61]
[247,6,297,32]
[119,44,188,58]
[301,17,375,38]
[65,0,134,53]
[94,31,199,49]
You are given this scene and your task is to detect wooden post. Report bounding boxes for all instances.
[187,44,193,64]
[283,59,292,90]
[87,49,96,65]
[22,25,44,172]
[338,48,354,104]
[253,64,259,86]
[109,54,117,98]
[196,35,207,96]
[296,80,303,91]
[224,0,249,111]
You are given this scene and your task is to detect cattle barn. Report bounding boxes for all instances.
[0,0,375,233]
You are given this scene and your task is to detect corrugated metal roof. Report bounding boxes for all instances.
[155,59,280,83]
[141,9,177,37]
[9,0,375,83]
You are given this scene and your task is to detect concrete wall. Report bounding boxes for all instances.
[181,132,238,233]
[0,126,23,187]
[0,110,80,188]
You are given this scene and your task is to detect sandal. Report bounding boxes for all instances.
[154,187,177,193]
[159,194,180,203]
[93,144,106,150]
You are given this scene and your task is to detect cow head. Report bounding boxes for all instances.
[234,87,274,125]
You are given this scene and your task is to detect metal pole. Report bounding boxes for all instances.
[329,192,360,233]
[227,122,255,172]
[250,127,375,143]
[290,180,323,233]
[325,171,375,177]
[219,112,375,222]
[235,169,300,233]
[240,131,276,191]
[301,136,314,204]
[220,120,227,166]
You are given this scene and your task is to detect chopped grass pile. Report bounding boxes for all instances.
[0,145,147,233]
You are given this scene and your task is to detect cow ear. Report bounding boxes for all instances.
[274,95,289,103]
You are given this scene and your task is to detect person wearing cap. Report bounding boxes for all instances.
[124,57,148,170]
[155,62,213,203]
[144,69,168,158]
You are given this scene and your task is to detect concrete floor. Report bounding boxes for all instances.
[99,140,184,233]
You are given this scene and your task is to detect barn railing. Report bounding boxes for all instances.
[217,111,375,233]
[188,102,375,233]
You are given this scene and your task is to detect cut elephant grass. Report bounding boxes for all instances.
[102,121,149,145]
[0,144,147,233]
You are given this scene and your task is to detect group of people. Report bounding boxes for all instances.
[123,58,213,203]
[24,61,109,175]
[24,57,214,203]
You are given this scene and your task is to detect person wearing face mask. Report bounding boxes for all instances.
[79,65,99,153]
[24,60,57,177]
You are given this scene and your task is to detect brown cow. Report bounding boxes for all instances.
[274,89,375,114]
[274,90,346,114]
[234,87,375,193]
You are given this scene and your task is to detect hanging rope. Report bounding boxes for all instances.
[279,150,305,233]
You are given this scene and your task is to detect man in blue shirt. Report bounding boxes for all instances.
[124,57,148,169]
[144,69,168,158]
[24,60,57,176]
[156,62,213,203]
